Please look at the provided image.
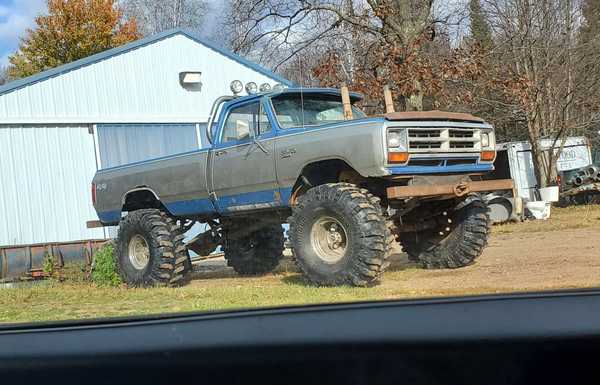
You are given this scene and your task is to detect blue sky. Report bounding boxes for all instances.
[0,0,223,68]
[0,0,46,67]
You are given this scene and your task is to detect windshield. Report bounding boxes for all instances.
[271,94,366,128]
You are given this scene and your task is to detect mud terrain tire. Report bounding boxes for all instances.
[224,221,285,276]
[400,196,490,269]
[116,209,188,287]
[288,183,391,287]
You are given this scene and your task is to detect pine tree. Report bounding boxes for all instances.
[469,0,492,47]
[8,0,140,79]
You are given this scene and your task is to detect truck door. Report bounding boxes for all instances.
[209,99,279,213]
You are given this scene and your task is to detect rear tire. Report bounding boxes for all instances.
[288,183,391,287]
[224,221,284,276]
[116,209,188,287]
[400,195,490,269]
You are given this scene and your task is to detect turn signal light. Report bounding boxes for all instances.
[388,152,409,164]
[480,151,496,162]
[91,183,96,205]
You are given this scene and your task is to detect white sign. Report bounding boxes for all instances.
[556,145,591,171]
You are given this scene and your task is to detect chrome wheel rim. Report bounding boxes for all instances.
[310,216,348,263]
[128,234,150,270]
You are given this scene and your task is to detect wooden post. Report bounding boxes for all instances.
[383,85,395,113]
[341,85,353,120]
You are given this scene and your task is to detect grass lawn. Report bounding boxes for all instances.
[0,269,504,324]
[2,204,600,324]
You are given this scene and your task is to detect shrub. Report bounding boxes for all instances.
[41,253,88,283]
[60,262,89,283]
[42,253,55,276]
[91,242,122,287]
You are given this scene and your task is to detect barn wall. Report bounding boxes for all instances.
[97,123,199,169]
[0,34,279,124]
[0,31,289,247]
[0,124,104,246]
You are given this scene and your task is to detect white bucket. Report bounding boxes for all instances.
[539,186,559,202]
[526,201,551,220]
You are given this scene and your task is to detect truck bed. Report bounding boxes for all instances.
[93,150,212,224]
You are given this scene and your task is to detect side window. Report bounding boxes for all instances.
[222,102,259,143]
[259,103,272,134]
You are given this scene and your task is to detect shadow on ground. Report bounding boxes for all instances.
[188,248,417,283]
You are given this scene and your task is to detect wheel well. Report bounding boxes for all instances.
[122,189,167,213]
[291,159,363,203]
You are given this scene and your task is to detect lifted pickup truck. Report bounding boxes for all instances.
[91,84,513,287]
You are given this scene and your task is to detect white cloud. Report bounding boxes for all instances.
[0,0,47,64]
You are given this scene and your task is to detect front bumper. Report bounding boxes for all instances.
[387,162,493,175]
[387,179,514,199]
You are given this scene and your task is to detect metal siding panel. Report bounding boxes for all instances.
[0,35,281,123]
[0,124,105,246]
[97,123,199,169]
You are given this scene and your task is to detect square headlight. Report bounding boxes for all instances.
[481,133,490,148]
[387,129,407,150]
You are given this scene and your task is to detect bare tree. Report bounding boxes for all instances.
[226,0,437,111]
[122,0,208,35]
[476,0,600,186]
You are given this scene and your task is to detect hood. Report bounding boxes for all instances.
[384,110,485,123]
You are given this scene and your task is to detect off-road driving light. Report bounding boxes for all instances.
[245,82,258,95]
[480,150,496,162]
[388,152,409,164]
[273,83,286,92]
[259,83,272,92]
[230,80,243,95]
[481,133,490,147]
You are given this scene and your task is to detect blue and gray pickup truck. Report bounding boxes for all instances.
[91,82,513,287]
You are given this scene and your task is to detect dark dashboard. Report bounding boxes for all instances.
[2,290,599,384]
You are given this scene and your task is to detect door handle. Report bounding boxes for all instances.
[215,150,227,156]
[254,139,269,154]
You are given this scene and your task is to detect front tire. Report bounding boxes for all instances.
[288,183,391,287]
[400,195,490,269]
[116,209,188,287]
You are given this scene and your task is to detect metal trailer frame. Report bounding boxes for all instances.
[0,239,108,282]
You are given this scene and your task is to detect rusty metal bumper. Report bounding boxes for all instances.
[387,179,514,199]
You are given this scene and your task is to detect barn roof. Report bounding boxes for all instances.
[0,28,293,96]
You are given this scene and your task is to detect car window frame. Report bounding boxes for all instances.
[219,101,261,145]
[258,101,272,136]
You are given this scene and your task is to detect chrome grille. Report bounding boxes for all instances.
[408,129,440,138]
[406,127,481,153]
[409,141,442,150]
[449,130,474,138]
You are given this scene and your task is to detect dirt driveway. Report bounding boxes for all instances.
[193,216,600,296]
[380,226,600,294]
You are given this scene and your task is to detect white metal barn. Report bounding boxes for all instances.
[0,28,292,247]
